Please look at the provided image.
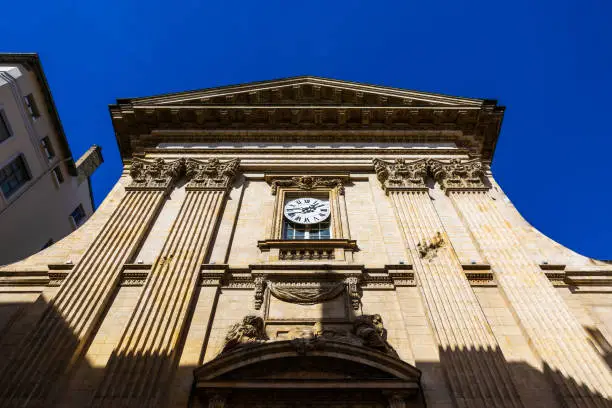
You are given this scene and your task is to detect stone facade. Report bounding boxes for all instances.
[0,76,611,408]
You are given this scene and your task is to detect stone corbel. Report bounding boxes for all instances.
[428,158,490,192]
[185,158,240,191]
[345,276,362,310]
[253,276,267,310]
[373,158,428,193]
[126,157,185,191]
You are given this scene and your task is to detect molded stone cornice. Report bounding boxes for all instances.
[185,158,240,190]
[268,175,345,195]
[428,158,490,192]
[127,158,185,191]
[373,158,428,193]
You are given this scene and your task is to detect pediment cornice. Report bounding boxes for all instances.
[122,76,484,107]
[110,76,504,163]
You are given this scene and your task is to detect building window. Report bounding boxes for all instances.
[282,196,332,240]
[283,219,331,240]
[23,94,40,119]
[52,166,64,184]
[41,238,54,250]
[41,136,55,159]
[70,204,86,227]
[0,110,12,143]
[0,155,31,198]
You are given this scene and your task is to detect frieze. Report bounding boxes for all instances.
[269,176,345,195]
[185,158,240,191]
[373,158,428,192]
[126,158,185,191]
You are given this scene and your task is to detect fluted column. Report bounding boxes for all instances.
[92,158,240,407]
[374,159,522,408]
[0,159,183,408]
[431,158,612,408]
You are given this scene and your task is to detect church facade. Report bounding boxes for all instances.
[0,77,611,408]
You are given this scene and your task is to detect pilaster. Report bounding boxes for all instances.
[0,158,183,407]
[91,158,240,407]
[432,158,612,406]
[374,158,523,408]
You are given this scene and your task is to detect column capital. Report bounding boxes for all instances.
[373,158,428,193]
[428,158,490,192]
[126,158,185,191]
[185,158,240,191]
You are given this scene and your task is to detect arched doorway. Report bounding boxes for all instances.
[193,339,423,408]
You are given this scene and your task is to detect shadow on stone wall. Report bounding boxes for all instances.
[1,291,612,407]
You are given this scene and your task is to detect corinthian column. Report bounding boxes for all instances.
[431,158,612,407]
[374,158,522,408]
[0,158,183,407]
[92,158,240,407]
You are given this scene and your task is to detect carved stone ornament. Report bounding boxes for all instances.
[352,314,398,357]
[221,315,268,353]
[270,176,344,195]
[428,158,489,191]
[345,276,362,310]
[373,158,428,192]
[253,276,266,310]
[288,316,399,358]
[185,158,240,190]
[268,282,346,305]
[417,232,445,260]
[127,158,185,190]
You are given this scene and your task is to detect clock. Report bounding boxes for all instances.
[283,197,330,225]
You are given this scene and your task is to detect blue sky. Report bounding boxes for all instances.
[1,1,610,259]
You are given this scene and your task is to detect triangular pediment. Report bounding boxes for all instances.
[123,76,484,108]
[111,76,505,162]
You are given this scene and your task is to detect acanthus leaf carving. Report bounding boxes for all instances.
[270,176,344,195]
[127,158,185,191]
[373,158,428,192]
[428,158,489,191]
[185,158,240,190]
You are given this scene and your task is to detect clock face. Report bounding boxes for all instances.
[283,197,330,225]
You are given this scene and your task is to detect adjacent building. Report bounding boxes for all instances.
[0,77,610,407]
[0,53,103,265]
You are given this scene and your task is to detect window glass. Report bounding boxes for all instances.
[0,155,31,198]
[70,204,86,227]
[53,166,64,184]
[0,110,12,143]
[24,94,40,118]
[41,137,55,159]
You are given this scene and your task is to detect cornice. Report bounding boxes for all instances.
[109,79,504,163]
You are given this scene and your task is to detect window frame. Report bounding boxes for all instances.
[40,136,55,160]
[0,154,32,199]
[23,93,40,119]
[69,204,86,229]
[0,109,13,143]
[281,193,332,240]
